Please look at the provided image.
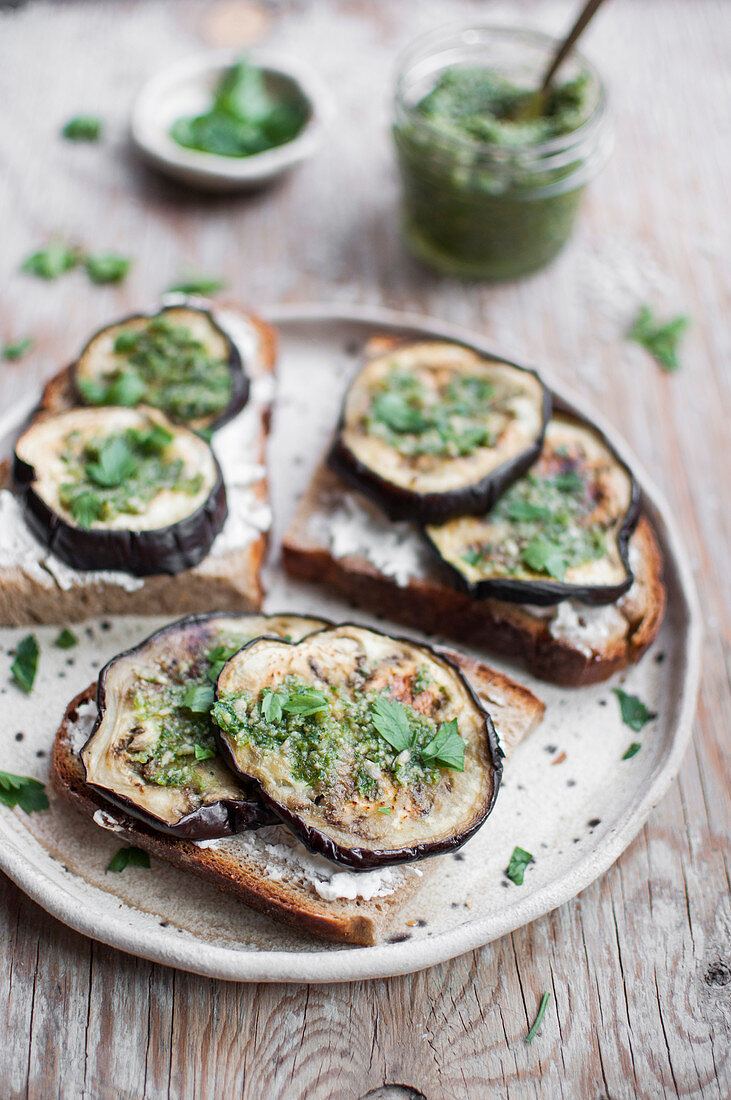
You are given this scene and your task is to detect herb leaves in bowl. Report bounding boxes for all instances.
[170,57,308,159]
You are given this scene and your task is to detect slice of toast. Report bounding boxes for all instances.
[282,464,666,687]
[52,656,544,946]
[0,304,276,626]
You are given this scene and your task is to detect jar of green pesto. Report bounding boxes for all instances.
[392,25,611,279]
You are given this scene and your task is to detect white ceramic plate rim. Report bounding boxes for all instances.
[0,303,701,984]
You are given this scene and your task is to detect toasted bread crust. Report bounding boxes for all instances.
[52,649,543,945]
[282,464,666,687]
[0,307,275,626]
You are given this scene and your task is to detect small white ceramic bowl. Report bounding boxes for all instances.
[131,50,332,192]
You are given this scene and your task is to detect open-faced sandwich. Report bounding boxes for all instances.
[0,299,275,625]
[52,612,544,945]
[283,335,666,686]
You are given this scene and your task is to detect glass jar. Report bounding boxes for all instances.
[392,25,612,280]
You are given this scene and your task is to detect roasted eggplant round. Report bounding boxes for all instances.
[212,624,502,870]
[13,405,227,576]
[82,612,328,839]
[424,412,641,606]
[328,340,550,523]
[74,305,249,431]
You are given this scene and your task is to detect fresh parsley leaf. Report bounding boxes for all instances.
[2,336,33,361]
[105,846,150,873]
[526,991,551,1043]
[166,273,226,296]
[372,391,430,434]
[85,436,137,488]
[261,691,284,723]
[194,743,216,761]
[506,845,533,885]
[281,689,330,717]
[84,253,131,285]
[522,536,568,580]
[613,688,656,732]
[206,643,243,682]
[421,717,465,771]
[61,115,102,141]
[21,241,79,280]
[11,635,39,694]
[70,491,103,529]
[628,305,690,372]
[0,771,49,813]
[461,547,483,567]
[507,499,551,523]
[377,806,392,815]
[78,370,147,408]
[622,741,642,760]
[54,628,78,649]
[129,424,174,455]
[370,695,413,753]
[553,471,584,494]
[215,58,273,122]
[180,683,215,714]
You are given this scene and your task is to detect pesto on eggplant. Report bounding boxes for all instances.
[212,624,501,869]
[74,305,249,431]
[82,613,327,839]
[13,406,226,576]
[328,340,550,523]
[425,412,640,605]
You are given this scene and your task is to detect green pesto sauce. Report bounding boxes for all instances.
[212,677,443,796]
[58,423,203,529]
[462,462,606,581]
[415,67,591,148]
[78,316,232,423]
[393,65,595,278]
[365,366,502,458]
[128,632,253,791]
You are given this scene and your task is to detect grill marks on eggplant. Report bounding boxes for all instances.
[328,341,549,523]
[82,613,327,839]
[212,625,501,869]
[74,306,249,431]
[425,413,640,606]
[13,406,226,575]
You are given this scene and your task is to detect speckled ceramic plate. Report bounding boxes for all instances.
[0,305,700,983]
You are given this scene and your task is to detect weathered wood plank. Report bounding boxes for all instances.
[0,1,729,1098]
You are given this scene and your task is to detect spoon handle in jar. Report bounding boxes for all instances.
[540,0,609,92]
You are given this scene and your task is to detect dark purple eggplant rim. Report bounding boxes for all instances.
[13,421,228,577]
[421,400,642,607]
[326,338,552,524]
[82,611,329,840]
[213,621,503,872]
[73,303,250,433]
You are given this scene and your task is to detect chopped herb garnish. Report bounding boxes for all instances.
[261,690,284,723]
[54,628,78,649]
[85,435,138,488]
[106,846,151,873]
[70,491,103,530]
[628,305,690,373]
[61,115,102,141]
[506,845,533,885]
[421,717,465,772]
[84,253,131,285]
[193,743,216,761]
[526,991,551,1043]
[370,695,413,753]
[180,683,215,714]
[377,806,392,815]
[11,635,39,694]
[166,273,226,296]
[21,241,79,280]
[0,771,49,814]
[206,643,244,683]
[281,688,330,717]
[2,336,33,361]
[613,688,656,732]
[521,536,568,581]
[622,742,642,760]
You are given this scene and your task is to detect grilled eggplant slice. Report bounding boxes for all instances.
[74,305,249,431]
[13,406,226,576]
[212,624,501,869]
[328,340,550,523]
[425,412,641,606]
[82,613,327,839]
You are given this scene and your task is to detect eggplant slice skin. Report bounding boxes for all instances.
[73,305,249,432]
[424,412,641,606]
[82,613,328,839]
[13,406,227,576]
[212,624,501,870]
[328,340,550,524]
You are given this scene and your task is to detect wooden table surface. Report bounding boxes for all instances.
[1,1,729,1097]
